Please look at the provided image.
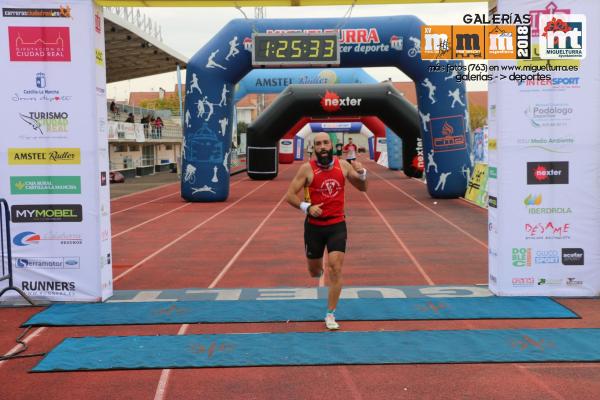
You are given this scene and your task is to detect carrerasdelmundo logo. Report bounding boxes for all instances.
[8,148,80,165]
[2,6,71,18]
[11,204,83,223]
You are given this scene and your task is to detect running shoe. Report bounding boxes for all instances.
[325,313,340,330]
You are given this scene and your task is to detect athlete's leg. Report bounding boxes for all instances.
[304,220,325,278]
[326,250,345,311]
[325,222,347,311]
[307,258,324,278]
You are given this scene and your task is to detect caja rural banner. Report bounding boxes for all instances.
[0,0,112,302]
[489,0,599,296]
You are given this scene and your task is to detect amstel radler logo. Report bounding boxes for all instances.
[420,24,531,60]
[8,148,80,165]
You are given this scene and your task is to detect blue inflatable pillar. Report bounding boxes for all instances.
[368,137,375,160]
[387,127,402,170]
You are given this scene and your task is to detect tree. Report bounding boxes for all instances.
[468,102,487,132]
[237,121,249,134]
[140,95,181,116]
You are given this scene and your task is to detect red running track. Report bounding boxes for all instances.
[1,159,599,400]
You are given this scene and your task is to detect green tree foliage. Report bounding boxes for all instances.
[140,95,181,116]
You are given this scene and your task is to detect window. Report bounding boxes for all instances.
[115,144,127,152]
[129,145,140,152]
[165,144,173,150]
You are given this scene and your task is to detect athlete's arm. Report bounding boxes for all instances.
[341,159,368,192]
[286,163,310,209]
[286,164,323,217]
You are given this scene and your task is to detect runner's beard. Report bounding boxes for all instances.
[316,148,334,167]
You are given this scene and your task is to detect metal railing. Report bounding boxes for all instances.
[0,199,34,305]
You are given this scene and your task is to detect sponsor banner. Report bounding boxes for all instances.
[8,148,80,165]
[279,139,293,154]
[464,162,488,208]
[489,0,599,297]
[107,121,144,141]
[10,176,81,195]
[1,0,109,303]
[376,137,387,153]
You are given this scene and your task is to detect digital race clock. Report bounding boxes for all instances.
[252,33,340,67]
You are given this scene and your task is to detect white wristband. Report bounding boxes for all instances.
[300,202,311,214]
[357,168,367,181]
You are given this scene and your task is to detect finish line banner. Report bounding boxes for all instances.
[0,0,112,302]
[488,0,599,296]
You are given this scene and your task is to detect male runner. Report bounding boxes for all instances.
[342,137,358,164]
[286,132,368,330]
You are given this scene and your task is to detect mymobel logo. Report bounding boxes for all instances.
[562,248,584,265]
[11,204,82,223]
[539,14,585,59]
[527,162,568,185]
[8,26,71,62]
[320,90,362,112]
[8,148,80,165]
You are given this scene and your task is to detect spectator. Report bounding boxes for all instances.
[141,115,150,136]
[154,117,164,138]
[150,115,157,138]
[125,113,135,123]
[110,100,119,118]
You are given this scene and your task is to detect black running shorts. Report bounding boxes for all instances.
[304,220,347,259]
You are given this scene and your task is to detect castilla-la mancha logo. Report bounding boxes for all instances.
[8,26,71,62]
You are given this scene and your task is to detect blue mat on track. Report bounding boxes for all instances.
[32,328,600,371]
[23,297,577,326]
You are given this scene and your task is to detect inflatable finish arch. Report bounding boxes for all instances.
[234,68,403,169]
[246,83,422,180]
[282,116,399,164]
[184,16,471,201]
[294,120,377,161]
[233,68,378,103]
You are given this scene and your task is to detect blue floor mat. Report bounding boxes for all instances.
[33,328,600,371]
[23,297,577,327]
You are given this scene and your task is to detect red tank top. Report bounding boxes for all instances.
[305,158,345,226]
